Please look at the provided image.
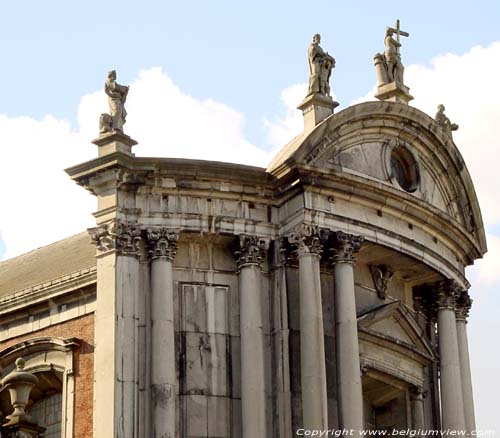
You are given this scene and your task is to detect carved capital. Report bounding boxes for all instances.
[434,279,460,311]
[329,231,363,264]
[89,220,142,256]
[233,235,269,268]
[455,289,472,320]
[287,224,329,258]
[146,228,179,261]
[370,264,394,299]
[410,386,427,400]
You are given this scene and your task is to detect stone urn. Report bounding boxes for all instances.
[1,357,38,426]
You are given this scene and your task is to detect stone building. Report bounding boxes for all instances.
[0,31,486,437]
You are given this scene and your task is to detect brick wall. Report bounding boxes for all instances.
[0,313,95,437]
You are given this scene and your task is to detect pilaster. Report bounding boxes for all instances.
[89,220,142,438]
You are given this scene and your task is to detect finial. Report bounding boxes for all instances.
[15,357,25,370]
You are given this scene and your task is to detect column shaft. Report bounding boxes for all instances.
[438,307,465,430]
[456,319,476,432]
[410,389,425,432]
[239,264,267,437]
[150,257,176,437]
[334,261,364,434]
[299,252,328,430]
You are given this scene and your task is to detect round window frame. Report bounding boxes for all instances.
[383,141,420,193]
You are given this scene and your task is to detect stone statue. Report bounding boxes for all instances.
[102,70,129,134]
[435,104,459,136]
[374,20,409,87]
[307,34,335,97]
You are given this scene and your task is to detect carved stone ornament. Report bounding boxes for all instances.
[287,224,330,257]
[455,289,472,320]
[329,231,364,264]
[102,69,129,134]
[89,220,142,255]
[307,34,336,98]
[147,228,179,261]
[370,264,394,299]
[374,19,409,87]
[435,104,459,138]
[434,279,460,311]
[233,235,269,268]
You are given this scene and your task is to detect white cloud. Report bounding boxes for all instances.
[264,82,307,149]
[467,233,500,286]
[0,67,271,260]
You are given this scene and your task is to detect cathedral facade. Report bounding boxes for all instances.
[0,31,486,438]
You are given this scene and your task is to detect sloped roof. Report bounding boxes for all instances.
[0,232,95,297]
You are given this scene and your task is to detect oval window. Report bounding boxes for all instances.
[390,147,419,192]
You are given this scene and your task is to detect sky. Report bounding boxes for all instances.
[0,0,499,431]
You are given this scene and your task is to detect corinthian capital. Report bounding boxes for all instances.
[89,220,142,256]
[329,231,363,264]
[233,235,269,268]
[434,279,460,311]
[146,228,179,261]
[287,224,329,257]
[455,289,472,320]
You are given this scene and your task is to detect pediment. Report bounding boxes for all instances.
[267,101,486,257]
[357,301,433,361]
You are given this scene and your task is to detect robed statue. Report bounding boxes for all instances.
[100,70,129,134]
[307,34,335,97]
[435,104,459,137]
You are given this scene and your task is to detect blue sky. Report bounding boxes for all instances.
[0,0,499,432]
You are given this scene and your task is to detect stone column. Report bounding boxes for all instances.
[330,231,364,435]
[435,280,466,431]
[234,235,269,438]
[288,224,329,431]
[455,290,476,433]
[147,228,179,438]
[90,220,142,438]
[410,387,426,433]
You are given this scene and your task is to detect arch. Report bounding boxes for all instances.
[0,337,79,438]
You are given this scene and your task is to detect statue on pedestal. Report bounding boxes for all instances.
[307,34,335,97]
[100,70,129,134]
[435,104,459,137]
[374,20,409,87]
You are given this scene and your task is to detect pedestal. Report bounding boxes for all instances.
[92,130,138,157]
[375,82,413,104]
[297,93,339,132]
[2,419,46,438]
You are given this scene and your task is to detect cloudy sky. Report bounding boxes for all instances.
[0,0,499,431]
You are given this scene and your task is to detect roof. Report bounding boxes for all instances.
[0,232,95,297]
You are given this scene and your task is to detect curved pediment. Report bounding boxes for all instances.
[268,101,487,257]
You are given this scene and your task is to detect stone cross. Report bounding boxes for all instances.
[388,19,409,53]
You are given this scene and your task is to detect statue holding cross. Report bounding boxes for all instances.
[374,20,409,87]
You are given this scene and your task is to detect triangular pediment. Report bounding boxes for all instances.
[357,301,433,361]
